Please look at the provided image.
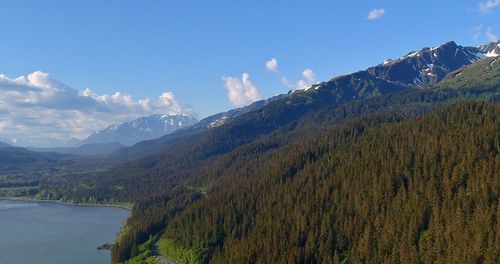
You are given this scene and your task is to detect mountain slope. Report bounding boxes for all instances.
[105,42,500,263]
[0,146,74,171]
[27,142,124,157]
[6,40,497,263]
[312,70,408,99]
[82,114,197,146]
[111,94,289,160]
[111,70,409,160]
[110,41,499,161]
[438,56,500,90]
[160,102,499,263]
[479,40,500,57]
[367,41,487,85]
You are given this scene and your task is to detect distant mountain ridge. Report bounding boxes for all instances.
[367,41,499,86]
[0,145,75,171]
[110,94,290,159]
[191,93,289,129]
[479,40,500,57]
[8,41,498,150]
[81,114,197,146]
[98,41,500,263]
[2,39,499,264]
[27,142,124,157]
[110,40,499,160]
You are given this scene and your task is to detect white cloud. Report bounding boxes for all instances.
[478,0,500,13]
[295,69,318,90]
[485,27,498,42]
[0,71,193,146]
[302,69,316,81]
[279,69,318,90]
[295,80,309,90]
[263,59,319,90]
[223,73,262,107]
[265,58,278,72]
[281,69,318,90]
[367,8,385,20]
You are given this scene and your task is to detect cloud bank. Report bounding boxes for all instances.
[223,73,262,107]
[0,71,192,146]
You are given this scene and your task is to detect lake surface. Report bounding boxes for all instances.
[0,199,129,264]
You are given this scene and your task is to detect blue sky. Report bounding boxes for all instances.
[0,0,498,145]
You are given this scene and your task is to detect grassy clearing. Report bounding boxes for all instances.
[158,236,200,264]
[186,185,210,195]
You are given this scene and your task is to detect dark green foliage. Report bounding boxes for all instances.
[162,102,500,263]
[61,86,495,202]
[24,76,487,263]
[3,57,498,263]
[112,187,203,262]
[106,94,498,263]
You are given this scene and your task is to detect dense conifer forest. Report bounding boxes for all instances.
[1,48,498,264]
[2,2,500,262]
[163,102,499,263]
[108,100,498,263]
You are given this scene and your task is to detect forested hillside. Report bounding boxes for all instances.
[106,89,498,263]
[1,44,497,264]
[158,102,499,263]
[2,3,500,263]
[67,86,497,204]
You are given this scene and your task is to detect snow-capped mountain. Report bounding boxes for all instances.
[479,40,500,57]
[170,42,500,133]
[111,40,499,160]
[368,41,499,85]
[82,114,198,146]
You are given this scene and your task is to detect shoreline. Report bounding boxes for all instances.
[0,196,132,211]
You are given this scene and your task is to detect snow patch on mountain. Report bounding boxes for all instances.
[373,41,499,86]
[82,114,198,146]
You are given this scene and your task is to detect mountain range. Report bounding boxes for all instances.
[11,41,498,153]
[368,41,495,85]
[0,40,498,264]
[103,40,500,263]
[183,41,499,128]
[110,40,499,160]
[80,114,198,146]
[27,142,125,157]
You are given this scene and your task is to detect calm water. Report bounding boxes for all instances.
[0,199,129,264]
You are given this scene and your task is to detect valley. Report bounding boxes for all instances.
[1,41,499,264]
